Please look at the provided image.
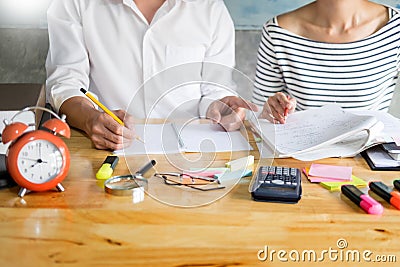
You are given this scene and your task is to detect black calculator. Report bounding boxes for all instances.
[250,166,302,203]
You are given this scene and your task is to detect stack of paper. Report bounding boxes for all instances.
[249,104,400,161]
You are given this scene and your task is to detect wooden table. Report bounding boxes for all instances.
[0,128,399,267]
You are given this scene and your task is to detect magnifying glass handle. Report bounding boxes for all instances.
[136,160,156,176]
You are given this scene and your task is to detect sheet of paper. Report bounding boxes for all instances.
[351,110,400,142]
[394,137,400,146]
[116,123,252,155]
[115,123,179,155]
[251,104,380,160]
[178,123,252,152]
[365,146,400,167]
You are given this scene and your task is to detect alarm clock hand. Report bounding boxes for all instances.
[29,159,48,168]
[20,157,40,162]
[39,143,42,160]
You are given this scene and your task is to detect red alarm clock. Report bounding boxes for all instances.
[1,106,70,197]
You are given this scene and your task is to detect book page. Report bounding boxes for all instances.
[351,110,400,142]
[251,104,378,157]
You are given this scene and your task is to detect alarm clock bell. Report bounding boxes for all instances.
[1,106,71,197]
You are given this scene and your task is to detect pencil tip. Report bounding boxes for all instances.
[136,136,145,144]
[80,88,87,94]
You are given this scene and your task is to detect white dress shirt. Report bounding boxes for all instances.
[46,0,236,119]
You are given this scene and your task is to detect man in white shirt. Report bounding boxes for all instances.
[46,0,257,150]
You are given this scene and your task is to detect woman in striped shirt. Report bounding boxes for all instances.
[253,0,400,124]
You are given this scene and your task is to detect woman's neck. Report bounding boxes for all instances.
[313,0,367,34]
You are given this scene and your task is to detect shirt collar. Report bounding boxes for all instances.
[121,0,198,16]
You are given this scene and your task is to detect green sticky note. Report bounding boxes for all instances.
[214,169,253,180]
[320,175,367,191]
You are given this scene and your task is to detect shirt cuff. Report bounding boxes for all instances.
[50,88,99,113]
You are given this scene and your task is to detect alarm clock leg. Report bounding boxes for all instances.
[56,183,65,192]
[18,188,28,198]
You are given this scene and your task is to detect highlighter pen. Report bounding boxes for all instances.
[369,181,400,210]
[284,107,289,117]
[283,95,291,119]
[394,179,400,191]
[341,185,383,215]
[96,155,119,180]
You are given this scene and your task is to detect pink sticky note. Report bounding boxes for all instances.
[308,164,352,181]
[303,168,352,183]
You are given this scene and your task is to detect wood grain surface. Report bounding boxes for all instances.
[0,126,399,267]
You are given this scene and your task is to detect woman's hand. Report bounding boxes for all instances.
[260,92,296,124]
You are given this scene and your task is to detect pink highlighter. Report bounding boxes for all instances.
[284,95,291,118]
[341,185,383,215]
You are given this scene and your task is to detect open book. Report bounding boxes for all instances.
[249,104,400,161]
[116,122,252,155]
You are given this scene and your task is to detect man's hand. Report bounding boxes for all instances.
[206,96,258,131]
[85,109,136,150]
[60,97,136,150]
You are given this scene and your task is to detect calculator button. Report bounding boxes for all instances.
[272,179,285,185]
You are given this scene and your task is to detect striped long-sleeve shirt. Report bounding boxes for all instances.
[252,6,400,111]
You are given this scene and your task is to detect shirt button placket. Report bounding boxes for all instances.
[142,27,152,116]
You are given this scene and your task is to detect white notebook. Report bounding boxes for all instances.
[116,123,252,155]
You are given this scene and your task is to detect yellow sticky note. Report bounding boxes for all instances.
[225,155,254,172]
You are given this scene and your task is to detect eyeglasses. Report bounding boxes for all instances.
[154,172,226,191]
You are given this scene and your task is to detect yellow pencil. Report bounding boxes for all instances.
[80,88,145,144]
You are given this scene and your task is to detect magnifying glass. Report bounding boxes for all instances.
[104,160,156,198]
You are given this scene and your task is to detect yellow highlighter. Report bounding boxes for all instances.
[96,155,119,180]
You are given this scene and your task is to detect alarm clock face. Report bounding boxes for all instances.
[17,139,64,184]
